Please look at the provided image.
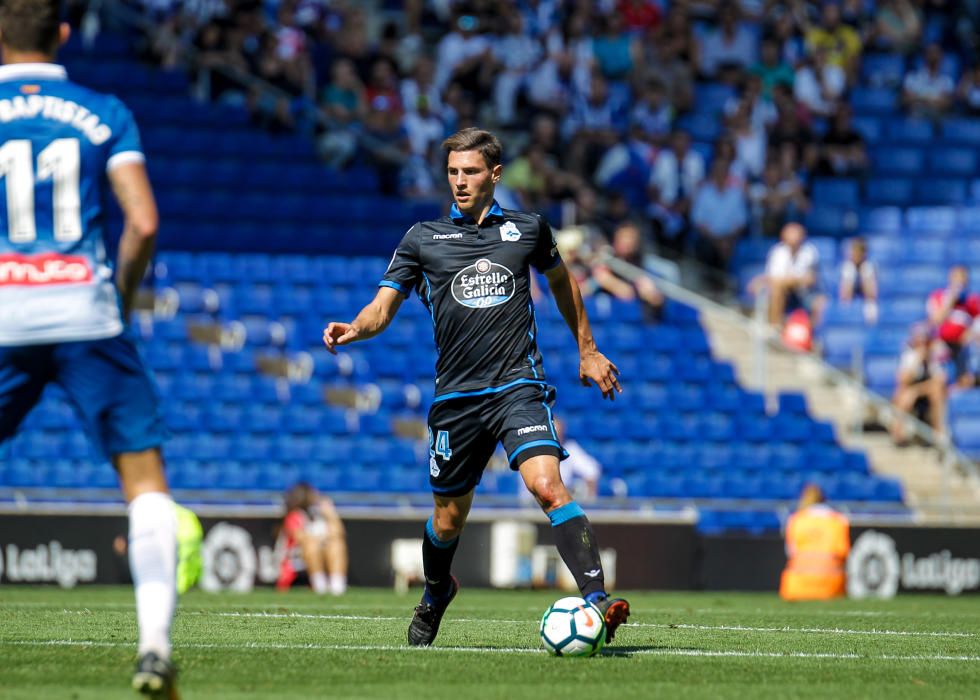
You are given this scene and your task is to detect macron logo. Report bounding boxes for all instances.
[0,253,92,286]
[517,425,549,436]
[433,233,463,240]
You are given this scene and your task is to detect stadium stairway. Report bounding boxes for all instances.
[698,305,980,524]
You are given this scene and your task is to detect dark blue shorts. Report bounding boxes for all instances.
[427,382,567,497]
[0,331,167,458]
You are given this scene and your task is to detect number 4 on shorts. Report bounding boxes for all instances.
[435,430,452,460]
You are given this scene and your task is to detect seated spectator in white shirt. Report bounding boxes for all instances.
[492,10,542,125]
[728,99,767,180]
[435,12,494,93]
[749,222,826,326]
[692,156,748,275]
[892,323,947,445]
[698,4,758,82]
[902,43,955,117]
[648,129,705,256]
[555,418,601,501]
[838,238,879,324]
[793,46,847,117]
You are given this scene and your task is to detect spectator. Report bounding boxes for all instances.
[838,238,879,324]
[554,225,602,296]
[793,45,846,117]
[870,0,922,54]
[502,144,551,211]
[749,222,825,327]
[748,158,809,239]
[645,5,696,111]
[815,105,868,177]
[902,43,955,117]
[592,222,665,321]
[629,78,674,146]
[648,129,705,257]
[492,10,542,126]
[956,62,980,114]
[435,11,495,94]
[554,417,602,501]
[779,484,850,601]
[276,483,348,595]
[727,74,777,131]
[728,98,767,180]
[752,37,795,101]
[401,95,445,196]
[361,96,410,196]
[317,58,366,166]
[698,3,758,82]
[563,74,627,178]
[592,12,640,82]
[527,49,590,120]
[401,55,443,116]
[927,265,980,386]
[617,0,663,35]
[692,157,749,277]
[892,323,947,445]
[365,58,404,118]
[805,1,862,78]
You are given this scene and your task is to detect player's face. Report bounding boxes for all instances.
[447,150,501,217]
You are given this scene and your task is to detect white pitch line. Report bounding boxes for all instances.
[46,609,980,639]
[2,639,979,663]
[194,611,980,639]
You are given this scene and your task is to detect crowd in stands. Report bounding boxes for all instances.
[128,0,980,448]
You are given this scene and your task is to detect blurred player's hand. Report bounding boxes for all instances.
[323,322,359,354]
[579,350,621,400]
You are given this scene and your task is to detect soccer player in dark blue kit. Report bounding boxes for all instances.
[0,1,178,695]
[323,128,630,646]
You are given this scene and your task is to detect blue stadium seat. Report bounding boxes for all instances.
[812,178,860,208]
[914,178,967,206]
[850,87,898,114]
[941,119,980,145]
[884,118,933,144]
[866,178,913,206]
[928,148,978,176]
[860,53,906,87]
[872,148,923,175]
[859,206,903,234]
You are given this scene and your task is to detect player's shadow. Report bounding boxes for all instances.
[599,645,692,658]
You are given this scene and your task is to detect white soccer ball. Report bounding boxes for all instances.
[539,596,606,657]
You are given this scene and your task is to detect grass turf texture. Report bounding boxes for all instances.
[1,587,979,699]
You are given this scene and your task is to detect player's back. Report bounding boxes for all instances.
[0,62,143,345]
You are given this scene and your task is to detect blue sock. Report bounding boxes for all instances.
[585,591,608,605]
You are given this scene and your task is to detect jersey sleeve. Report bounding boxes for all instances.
[531,215,562,273]
[380,223,423,296]
[105,98,145,172]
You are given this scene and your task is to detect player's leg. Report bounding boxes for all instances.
[0,344,54,448]
[53,335,177,694]
[409,396,491,646]
[500,384,631,641]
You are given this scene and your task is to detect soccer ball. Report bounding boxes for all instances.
[539,596,606,657]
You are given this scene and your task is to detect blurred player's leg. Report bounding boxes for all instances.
[324,532,348,595]
[116,449,178,696]
[519,455,630,641]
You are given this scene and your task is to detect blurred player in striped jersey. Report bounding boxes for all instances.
[0,1,178,695]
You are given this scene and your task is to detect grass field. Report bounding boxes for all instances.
[2,586,979,699]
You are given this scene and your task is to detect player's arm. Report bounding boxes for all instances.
[545,262,622,400]
[323,286,404,354]
[109,162,159,321]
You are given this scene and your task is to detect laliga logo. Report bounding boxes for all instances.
[201,523,257,592]
[847,530,900,599]
[451,258,515,309]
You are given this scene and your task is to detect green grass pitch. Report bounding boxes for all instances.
[2,586,979,699]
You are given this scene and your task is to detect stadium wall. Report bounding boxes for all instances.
[1,515,978,596]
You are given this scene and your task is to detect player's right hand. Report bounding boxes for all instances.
[323,322,359,354]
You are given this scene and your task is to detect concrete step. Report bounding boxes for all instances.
[699,306,980,519]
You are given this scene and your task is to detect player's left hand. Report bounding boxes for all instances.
[579,350,622,400]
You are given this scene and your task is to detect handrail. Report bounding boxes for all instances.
[603,253,980,489]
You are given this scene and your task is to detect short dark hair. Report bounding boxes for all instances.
[0,0,62,54]
[442,127,502,168]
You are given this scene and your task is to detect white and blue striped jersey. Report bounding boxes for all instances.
[0,63,144,345]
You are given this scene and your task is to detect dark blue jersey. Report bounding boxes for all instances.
[381,200,562,400]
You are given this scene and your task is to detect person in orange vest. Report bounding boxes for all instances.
[779,484,850,600]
